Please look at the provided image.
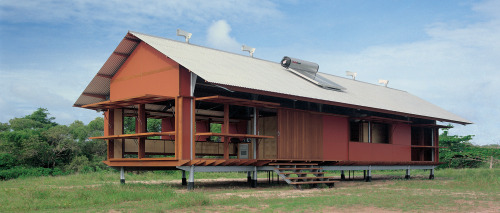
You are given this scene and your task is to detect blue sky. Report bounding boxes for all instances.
[1,0,499,145]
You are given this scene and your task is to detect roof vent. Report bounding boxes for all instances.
[281,56,345,91]
[346,71,357,80]
[378,79,389,87]
[176,29,192,43]
[241,45,255,57]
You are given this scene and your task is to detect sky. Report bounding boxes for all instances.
[0,0,499,145]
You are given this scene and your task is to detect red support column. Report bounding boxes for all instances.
[105,109,114,159]
[192,99,196,160]
[435,128,440,162]
[176,96,192,160]
[223,104,229,159]
[137,104,146,159]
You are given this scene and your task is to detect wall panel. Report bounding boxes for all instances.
[322,115,348,161]
[278,109,323,160]
[110,42,180,100]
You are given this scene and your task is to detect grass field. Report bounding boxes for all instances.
[0,168,498,212]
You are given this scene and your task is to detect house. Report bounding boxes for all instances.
[74,31,472,189]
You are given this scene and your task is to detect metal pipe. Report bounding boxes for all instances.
[188,166,195,190]
[120,167,125,184]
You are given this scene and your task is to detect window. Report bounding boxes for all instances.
[350,120,369,142]
[350,120,390,144]
[372,123,389,144]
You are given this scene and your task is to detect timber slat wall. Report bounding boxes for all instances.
[278,109,323,159]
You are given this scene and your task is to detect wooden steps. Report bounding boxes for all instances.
[280,172,325,175]
[276,167,322,170]
[269,163,317,166]
[272,163,338,189]
[290,181,339,185]
[286,176,336,180]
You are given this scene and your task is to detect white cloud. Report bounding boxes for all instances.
[0,0,282,27]
[206,20,241,53]
[0,68,100,125]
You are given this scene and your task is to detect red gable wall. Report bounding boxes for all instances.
[110,42,180,100]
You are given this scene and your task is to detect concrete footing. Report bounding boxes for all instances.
[187,182,194,190]
[182,170,187,186]
[247,171,251,184]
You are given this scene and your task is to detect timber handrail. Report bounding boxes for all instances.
[89,131,176,140]
[195,132,274,139]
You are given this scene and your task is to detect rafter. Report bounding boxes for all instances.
[82,93,107,99]
[96,73,113,79]
[113,51,130,57]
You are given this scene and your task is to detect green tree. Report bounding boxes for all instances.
[439,128,500,168]
[0,122,9,132]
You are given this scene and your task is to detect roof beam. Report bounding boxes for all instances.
[124,37,141,43]
[113,51,130,57]
[96,73,113,79]
[82,93,107,100]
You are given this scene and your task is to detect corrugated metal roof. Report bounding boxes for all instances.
[74,31,471,124]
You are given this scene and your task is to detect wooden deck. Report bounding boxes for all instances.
[103,158,442,168]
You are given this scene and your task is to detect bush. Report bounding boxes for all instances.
[0,153,16,169]
[0,166,70,180]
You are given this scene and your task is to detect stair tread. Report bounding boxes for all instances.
[286,176,336,180]
[290,180,339,185]
[276,167,322,170]
[280,172,326,175]
[269,163,317,166]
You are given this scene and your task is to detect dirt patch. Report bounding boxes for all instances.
[318,206,400,213]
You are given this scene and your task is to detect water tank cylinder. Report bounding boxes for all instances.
[281,56,319,77]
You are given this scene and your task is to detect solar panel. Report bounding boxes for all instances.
[288,68,345,91]
[281,56,345,91]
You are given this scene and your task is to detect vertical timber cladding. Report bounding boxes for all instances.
[278,109,323,160]
[257,116,278,159]
[104,109,114,159]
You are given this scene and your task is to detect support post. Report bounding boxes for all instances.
[120,167,125,184]
[105,109,114,159]
[253,107,258,159]
[223,104,229,159]
[247,171,251,184]
[137,104,146,159]
[365,167,372,182]
[188,166,194,190]
[429,168,435,180]
[405,167,411,179]
[251,166,257,188]
[182,170,187,186]
[341,170,345,180]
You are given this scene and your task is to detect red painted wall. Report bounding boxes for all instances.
[322,115,349,161]
[392,123,411,145]
[195,120,210,141]
[348,143,411,162]
[161,117,175,140]
[110,42,180,100]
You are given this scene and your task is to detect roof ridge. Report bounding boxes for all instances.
[129,31,282,65]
